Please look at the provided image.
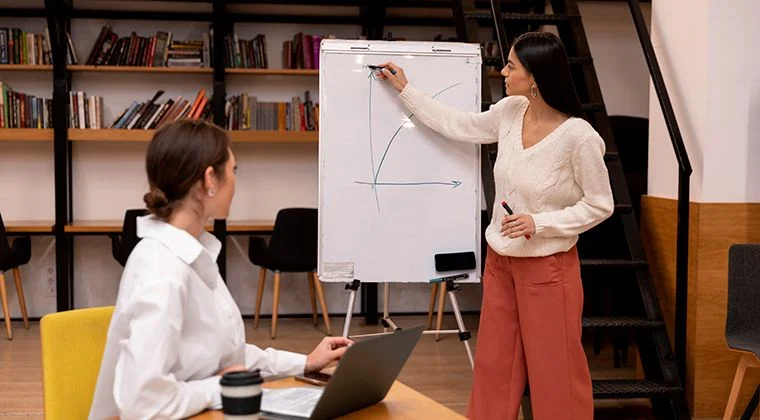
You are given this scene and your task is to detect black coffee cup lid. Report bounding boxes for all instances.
[220,370,263,386]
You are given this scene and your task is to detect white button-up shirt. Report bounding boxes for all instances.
[89,215,306,420]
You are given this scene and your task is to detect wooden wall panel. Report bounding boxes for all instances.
[641,196,760,418]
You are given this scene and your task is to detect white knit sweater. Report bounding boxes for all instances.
[398,84,615,258]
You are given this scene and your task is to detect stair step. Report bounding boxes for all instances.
[568,56,593,65]
[615,203,633,213]
[580,259,648,269]
[592,379,683,399]
[582,102,605,112]
[583,316,664,330]
[464,11,580,23]
[524,379,682,399]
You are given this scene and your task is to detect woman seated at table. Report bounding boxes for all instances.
[89,119,352,420]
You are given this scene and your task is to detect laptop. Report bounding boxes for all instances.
[261,325,425,420]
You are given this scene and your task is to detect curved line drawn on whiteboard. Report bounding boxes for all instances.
[367,70,380,212]
[359,69,465,213]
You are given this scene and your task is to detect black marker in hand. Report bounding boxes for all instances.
[501,200,531,240]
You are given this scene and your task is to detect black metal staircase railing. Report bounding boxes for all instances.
[627,0,693,386]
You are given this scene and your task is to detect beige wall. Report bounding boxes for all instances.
[648,0,760,202]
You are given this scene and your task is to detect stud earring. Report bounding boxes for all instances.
[531,84,538,98]
[208,188,216,197]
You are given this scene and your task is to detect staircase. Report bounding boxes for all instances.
[451,0,691,418]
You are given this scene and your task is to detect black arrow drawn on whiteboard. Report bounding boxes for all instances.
[354,180,463,188]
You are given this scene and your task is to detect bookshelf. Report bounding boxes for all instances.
[0,128,54,141]
[10,0,491,317]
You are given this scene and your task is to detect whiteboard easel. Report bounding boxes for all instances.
[317,39,482,369]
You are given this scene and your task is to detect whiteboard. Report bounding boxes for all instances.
[318,39,482,283]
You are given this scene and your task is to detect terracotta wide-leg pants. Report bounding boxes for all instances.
[467,245,593,420]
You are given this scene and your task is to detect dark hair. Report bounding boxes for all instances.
[143,119,231,219]
[512,32,585,119]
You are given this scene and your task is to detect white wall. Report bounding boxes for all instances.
[1,2,653,319]
[703,0,760,202]
[648,0,760,203]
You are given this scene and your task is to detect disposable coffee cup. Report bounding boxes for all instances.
[220,370,263,420]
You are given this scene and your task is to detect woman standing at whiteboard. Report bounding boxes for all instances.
[378,31,613,420]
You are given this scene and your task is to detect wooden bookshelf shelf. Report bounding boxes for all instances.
[64,66,319,76]
[488,71,503,78]
[228,130,318,143]
[68,129,152,142]
[0,64,53,71]
[5,220,55,234]
[0,128,54,141]
[65,221,122,233]
[68,129,318,143]
[64,220,274,234]
[226,68,318,76]
[67,65,213,74]
[227,220,275,233]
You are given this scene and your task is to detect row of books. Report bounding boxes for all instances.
[69,91,105,129]
[283,33,323,70]
[225,91,318,132]
[107,89,212,129]
[0,82,53,128]
[225,34,268,69]
[83,24,212,68]
[0,28,53,65]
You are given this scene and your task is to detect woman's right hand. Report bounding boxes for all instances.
[375,62,408,93]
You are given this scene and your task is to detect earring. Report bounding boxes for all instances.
[208,188,216,197]
[531,84,538,98]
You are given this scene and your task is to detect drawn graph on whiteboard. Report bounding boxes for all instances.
[354,68,464,213]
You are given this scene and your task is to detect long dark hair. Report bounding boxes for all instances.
[512,32,585,119]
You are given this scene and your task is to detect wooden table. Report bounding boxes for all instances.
[190,378,464,419]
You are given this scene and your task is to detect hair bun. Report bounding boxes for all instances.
[143,187,172,218]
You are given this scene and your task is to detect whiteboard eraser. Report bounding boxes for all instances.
[434,251,476,272]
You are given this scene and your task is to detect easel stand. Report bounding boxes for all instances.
[340,278,475,370]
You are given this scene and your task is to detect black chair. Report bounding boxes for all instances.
[0,212,31,340]
[723,244,760,419]
[110,209,148,267]
[248,208,330,338]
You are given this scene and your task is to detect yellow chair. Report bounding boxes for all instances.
[40,306,114,420]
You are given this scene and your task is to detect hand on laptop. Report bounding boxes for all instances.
[305,337,354,373]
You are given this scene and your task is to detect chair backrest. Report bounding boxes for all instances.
[0,212,13,256]
[268,208,318,268]
[726,244,760,347]
[114,209,148,266]
[41,306,115,420]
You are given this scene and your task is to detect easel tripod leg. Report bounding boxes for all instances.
[342,280,361,338]
[383,283,390,333]
[445,279,474,370]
